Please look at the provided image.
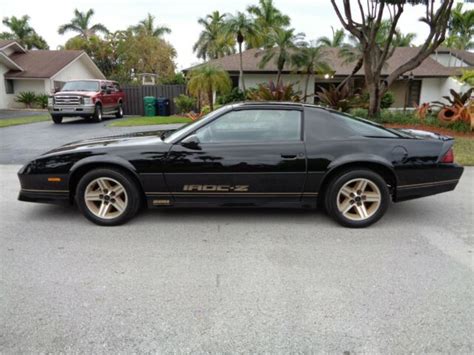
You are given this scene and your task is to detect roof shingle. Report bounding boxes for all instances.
[185,47,467,78]
[5,50,84,79]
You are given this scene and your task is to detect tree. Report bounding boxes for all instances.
[247,0,291,46]
[58,9,109,39]
[131,13,171,37]
[193,11,235,60]
[317,27,346,47]
[330,0,454,118]
[187,65,231,111]
[1,15,49,49]
[258,28,305,85]
[224,12,259,91]
[292,44,332,101]
[445,3,474,50]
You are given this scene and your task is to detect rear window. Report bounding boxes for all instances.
[304,107,399,140]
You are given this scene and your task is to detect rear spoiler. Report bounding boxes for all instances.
[398,129,454,142]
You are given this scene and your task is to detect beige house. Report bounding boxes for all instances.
[0,40,105,109]
[185,47,473,108]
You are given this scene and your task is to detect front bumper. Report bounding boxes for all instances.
[49,104,95,116]
[18,189,70,204]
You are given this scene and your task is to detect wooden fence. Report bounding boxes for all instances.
[122,85,186,116]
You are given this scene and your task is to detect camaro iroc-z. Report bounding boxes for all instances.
[18,102,463,228]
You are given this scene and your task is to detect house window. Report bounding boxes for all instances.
[5,79,14,94]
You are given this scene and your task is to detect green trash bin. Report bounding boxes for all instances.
[144,96,156,116]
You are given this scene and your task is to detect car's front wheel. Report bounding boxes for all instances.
[76,168,141,226]
[325,169,390,228]
[92,104,103,122]
[51,115,63,124]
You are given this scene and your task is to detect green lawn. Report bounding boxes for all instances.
[453,137,474,166]
[0,115,50,128]
[108,115,192,127]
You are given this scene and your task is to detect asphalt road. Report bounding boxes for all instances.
[0,163,472,353]
[0,118,182,164]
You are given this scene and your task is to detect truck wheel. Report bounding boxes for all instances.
[115,102,124,118]
[92,104,103,122]
[75,168,141,226]
[51,115,63,124]
[325,169,389,228]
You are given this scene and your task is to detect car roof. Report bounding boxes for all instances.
[231,101,331,111]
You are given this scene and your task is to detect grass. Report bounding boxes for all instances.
[108,115,192,127]
[453,137,474,166]
[0,115,50,128]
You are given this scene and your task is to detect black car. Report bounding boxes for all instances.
[18,102,463,227]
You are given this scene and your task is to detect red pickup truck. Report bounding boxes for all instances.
[48,79,125,124]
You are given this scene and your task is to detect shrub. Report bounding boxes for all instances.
[349,108,368,118]
[201,104,222,115]
[15,91,37,108]
[315,84,352,112]
[35,94,49,109]
[247,81,301,102]
[217,87,246,105]
[380,91,395,109]
[174,94,196,114]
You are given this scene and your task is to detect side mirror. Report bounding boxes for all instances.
[53,87,60,93]
[181,134,201,149]
[106,89,112,94]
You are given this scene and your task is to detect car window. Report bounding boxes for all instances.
[113,83,121,92]
[195,109,301,143]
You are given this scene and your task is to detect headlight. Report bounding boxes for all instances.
[48,97,53,106]
[83,97,92,104]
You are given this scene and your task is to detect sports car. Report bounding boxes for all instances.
[18,102,464,227]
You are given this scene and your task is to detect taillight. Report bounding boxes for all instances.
[440,148,454,163]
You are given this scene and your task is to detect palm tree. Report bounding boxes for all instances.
[445,3,474,50]
[224,12,259,91]
[317,27,346,47]
[58,9,109,39]
[1,15,49,49]
[247,0,290,46]
[258,28,305,85]
[193,11,235,60]
[292,44,332,101]
[187,65,232,111]
[131,13,171,37]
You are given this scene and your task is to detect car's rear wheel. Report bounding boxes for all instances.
[76,168,141,226]
[51,115,63,124]
[325,169,389,228]
[92,104,103,122]
[115,102,124,118]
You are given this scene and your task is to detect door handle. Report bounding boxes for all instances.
[281,154,297,160]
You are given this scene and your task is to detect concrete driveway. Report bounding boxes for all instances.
[0,109,47,119]
[0,121,472,352]
[0,118,182,164]
[0,163,472,352]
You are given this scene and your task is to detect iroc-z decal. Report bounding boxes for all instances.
[183,184,249,192]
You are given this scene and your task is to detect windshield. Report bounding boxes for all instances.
[164,106,230,142]
[61,81,100,92]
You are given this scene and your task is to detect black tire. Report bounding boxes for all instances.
[325,169,390,228]
[51,115,63,124]
[75,168,141,226]
[115,102,124,118]
[92,104,103,122]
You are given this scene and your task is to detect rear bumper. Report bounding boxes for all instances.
[394,164,464,202]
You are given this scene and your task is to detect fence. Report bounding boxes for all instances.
[122,84,186,116]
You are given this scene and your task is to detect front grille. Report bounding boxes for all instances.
[54,95,81,106]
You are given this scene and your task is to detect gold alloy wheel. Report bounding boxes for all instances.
[84,177,128,219]
[336,178,382,221]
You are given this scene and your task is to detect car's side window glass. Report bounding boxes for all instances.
[195,109,301,143]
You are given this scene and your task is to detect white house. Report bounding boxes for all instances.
[0,40,105,109]
[185,47,473,108]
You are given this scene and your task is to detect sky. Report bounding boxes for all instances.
[1,0,472,70]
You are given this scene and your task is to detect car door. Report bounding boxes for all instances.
[163,107,307,206]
